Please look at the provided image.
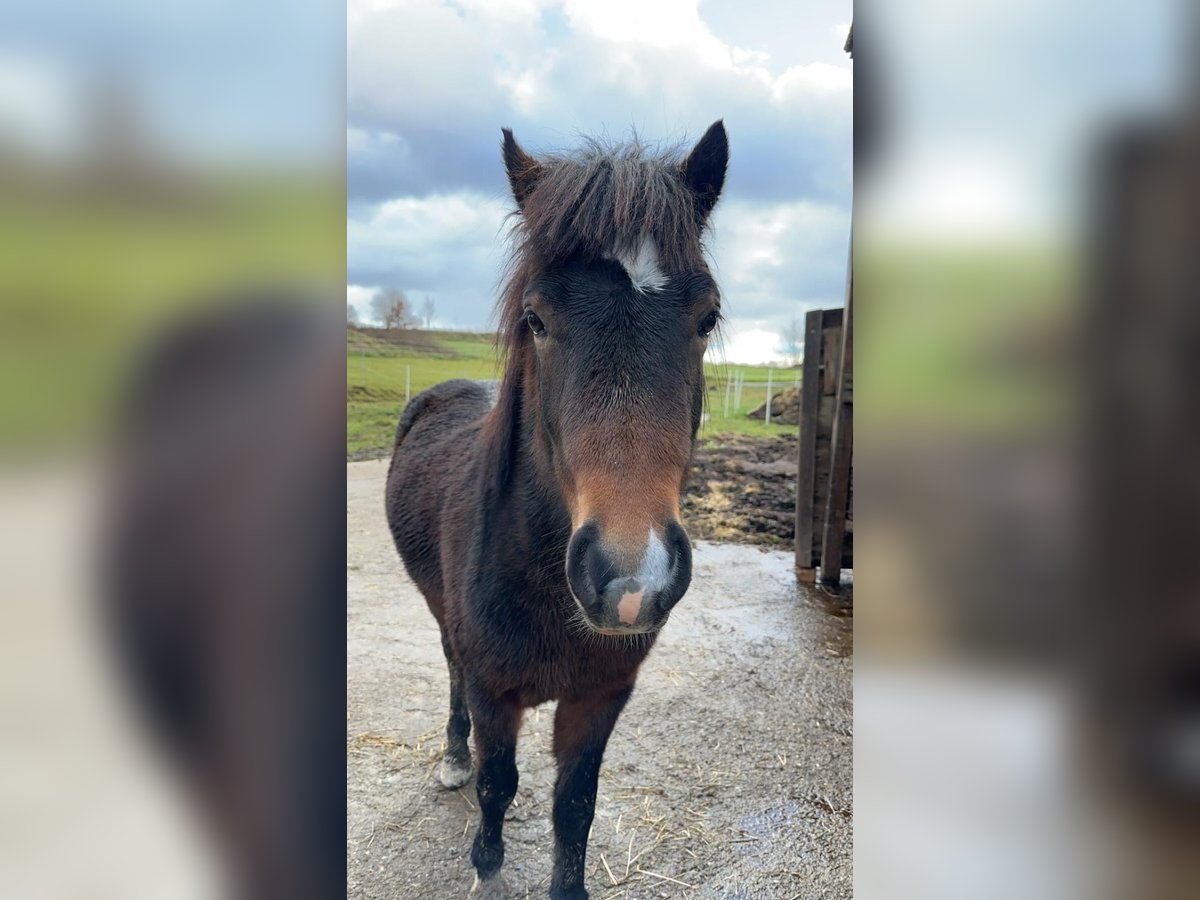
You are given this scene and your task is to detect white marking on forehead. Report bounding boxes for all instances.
[605,235,667,293]
[635,527,672,591]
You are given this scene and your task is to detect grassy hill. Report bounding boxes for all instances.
[347,327,798,456]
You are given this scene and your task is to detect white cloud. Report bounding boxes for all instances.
[349,194,511,274]
[348,192,514,326]
[558,0,853,106]
[716,326,790,366]
[562,0,734,69]
[772,61,853,102]
[710,198,850,311]
[457,0,551,16]
[350,0,851,142]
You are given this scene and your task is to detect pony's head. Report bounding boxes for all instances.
[495,122,728,635]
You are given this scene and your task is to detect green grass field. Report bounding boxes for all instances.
[347,327,799,456]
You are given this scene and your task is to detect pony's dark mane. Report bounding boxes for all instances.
[495,136,710,363]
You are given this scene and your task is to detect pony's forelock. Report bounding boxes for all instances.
[492,135,713,367]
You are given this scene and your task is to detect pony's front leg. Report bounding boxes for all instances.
[550,683,635,900]
[467,684,522,898]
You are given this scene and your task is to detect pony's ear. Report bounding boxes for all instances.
[501,128,543,210]
[681,120,728,223]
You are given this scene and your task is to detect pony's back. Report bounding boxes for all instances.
[384,379,494,616]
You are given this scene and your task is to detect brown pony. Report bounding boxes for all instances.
[385,122,727,899]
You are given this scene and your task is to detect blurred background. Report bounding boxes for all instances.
[855,1,1200,898]
[1,1,344,898]
[4,0,1200,897]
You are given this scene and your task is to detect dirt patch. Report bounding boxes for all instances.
[348,460,852,900]
[684,434,798,549]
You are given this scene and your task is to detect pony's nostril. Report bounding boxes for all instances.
[655,520,693,612]
[585,542,619,598]
[566,521,606,610]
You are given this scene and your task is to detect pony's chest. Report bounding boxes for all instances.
[512,648,640,707]
[470,613,645,704]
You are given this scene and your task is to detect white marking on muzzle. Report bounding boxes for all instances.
[605,236,667,293]
[635,527,672,593]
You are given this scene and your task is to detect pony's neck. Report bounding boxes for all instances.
[482,359,578,592]
[481,351,571,530]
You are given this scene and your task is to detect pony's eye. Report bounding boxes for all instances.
[524,310,546,336]
[698,310,720,337]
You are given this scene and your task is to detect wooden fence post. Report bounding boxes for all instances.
[765,369,774,425]
[819,289,853,585]
[795,310,824,579]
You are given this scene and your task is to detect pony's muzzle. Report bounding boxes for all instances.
[565,519,692,633]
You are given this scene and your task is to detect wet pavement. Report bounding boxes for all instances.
[347,459,852,899]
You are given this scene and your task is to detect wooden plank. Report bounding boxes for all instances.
[794,309,824,570]
[819,279,854,585]
[821,308,844,393]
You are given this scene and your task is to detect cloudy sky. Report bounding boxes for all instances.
[347,0,852,364]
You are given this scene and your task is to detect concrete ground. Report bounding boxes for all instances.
[348,459,852,899]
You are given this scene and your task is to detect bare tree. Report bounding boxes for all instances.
[420,296,436,329]
[781,316,804,366]
[347,302,359,325]
[371,288,413,329]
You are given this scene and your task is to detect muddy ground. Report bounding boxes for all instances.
[348,459,851,899]
[683,435,799,550]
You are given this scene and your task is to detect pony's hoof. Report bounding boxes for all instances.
[469,872,510,899]
[438,757,474,789]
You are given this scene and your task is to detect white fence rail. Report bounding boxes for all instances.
[713,371,801,425]
[352,349,800,427]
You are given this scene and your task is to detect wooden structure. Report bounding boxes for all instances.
[794,19,855,586]
[795,289,853,585]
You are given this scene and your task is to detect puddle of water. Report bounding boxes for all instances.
[737,802,804,838]
[678,542,853,659]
